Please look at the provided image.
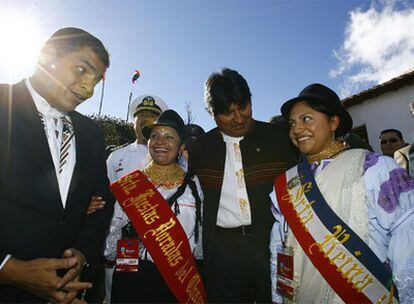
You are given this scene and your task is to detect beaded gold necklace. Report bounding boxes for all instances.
[143,161,185,189]
[307,140,348,164]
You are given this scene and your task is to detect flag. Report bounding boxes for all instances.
[132,70,140,84]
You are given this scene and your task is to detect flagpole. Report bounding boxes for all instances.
[98,77,105,116]
[126,90,133,122]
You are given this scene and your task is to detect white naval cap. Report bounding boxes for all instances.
[129,95,169,121]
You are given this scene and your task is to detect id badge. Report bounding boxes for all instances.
[276,247,294,300]
[115,239,139,272]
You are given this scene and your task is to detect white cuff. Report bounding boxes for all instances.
[0,254,12,270]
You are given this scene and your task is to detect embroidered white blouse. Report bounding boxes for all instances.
[270,150,414,303]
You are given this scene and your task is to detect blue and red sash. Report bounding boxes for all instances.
[274,159,398,303]
[111,169,206,304]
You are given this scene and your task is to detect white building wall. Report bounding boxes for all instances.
[346,85,414,153]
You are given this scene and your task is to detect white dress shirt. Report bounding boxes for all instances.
[25,78,76,208]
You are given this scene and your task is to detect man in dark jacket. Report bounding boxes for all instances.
[188,68,298,303]
[0,27,114,303]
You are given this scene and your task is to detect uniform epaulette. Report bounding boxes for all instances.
[105,143,129,155]
[113,143,130,151]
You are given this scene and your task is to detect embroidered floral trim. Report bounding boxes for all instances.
[378,168,414,213]
[363,151,380,172]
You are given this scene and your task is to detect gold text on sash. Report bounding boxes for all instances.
[282,180,375,294]
[117,171,206,303]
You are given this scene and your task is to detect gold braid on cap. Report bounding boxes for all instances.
[307,141,348,165]
[143,161,185,189]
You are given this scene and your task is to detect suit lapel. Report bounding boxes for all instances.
[65,112,87,210]
[210,129,226,217]
[13,81,63,210]
[215,129,226,181]
[14,81,54,169]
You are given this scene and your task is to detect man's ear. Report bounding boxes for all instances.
[37,44,58,68]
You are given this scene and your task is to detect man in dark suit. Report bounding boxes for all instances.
[0,27,114,303]
[188,68,298,303]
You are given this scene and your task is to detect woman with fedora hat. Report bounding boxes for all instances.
[108,110,204,303]
[270,84,414,303]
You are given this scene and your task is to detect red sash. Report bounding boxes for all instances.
[111,169,206,304]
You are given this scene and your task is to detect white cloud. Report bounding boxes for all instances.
[331,1,414,97]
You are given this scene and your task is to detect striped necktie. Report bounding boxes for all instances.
[59,116,74,174]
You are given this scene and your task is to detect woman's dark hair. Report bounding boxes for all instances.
[41,27,110,68]
[204,68,251,116]
[167,174,202,243]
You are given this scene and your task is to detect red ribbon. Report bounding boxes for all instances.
[111,169,206,304]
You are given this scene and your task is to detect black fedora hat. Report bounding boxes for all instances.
[142,109,187,142]
[281,83,353,137]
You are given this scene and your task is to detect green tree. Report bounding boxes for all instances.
[89,115,135,148]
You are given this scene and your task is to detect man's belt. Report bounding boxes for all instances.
[215,225,253,236]
[274,160,398,304]
[110,169,207,304]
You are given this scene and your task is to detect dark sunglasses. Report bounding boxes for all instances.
[380,138,399,145]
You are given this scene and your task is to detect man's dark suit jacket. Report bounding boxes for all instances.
[188,120,298,289]
[0,80,114,302]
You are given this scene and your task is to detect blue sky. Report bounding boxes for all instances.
[1,0,413,131]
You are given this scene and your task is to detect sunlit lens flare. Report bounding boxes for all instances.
[0,12,43,82]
